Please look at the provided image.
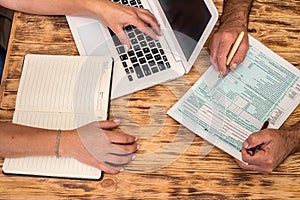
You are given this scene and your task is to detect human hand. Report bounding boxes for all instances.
[61,120,139,174]
[209,25,248,76]
[235,129,295,174]
[91,0,161,49]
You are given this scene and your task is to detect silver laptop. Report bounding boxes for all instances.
[66,0,218,99]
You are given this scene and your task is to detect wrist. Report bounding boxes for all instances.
[84,0,108,19]
[219,8,249,31]
[219,13,248,31]
[59,129,81,158]
[219,0,253,31]
[284,128,300,155]
[289,127,300,154]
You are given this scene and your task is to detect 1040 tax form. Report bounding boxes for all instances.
[168,35,300,162]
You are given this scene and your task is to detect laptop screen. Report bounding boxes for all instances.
[158,0,212,61]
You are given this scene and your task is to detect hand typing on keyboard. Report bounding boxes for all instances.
[2,0,160,51]
[104,0,170,82]
[94,0,161,49]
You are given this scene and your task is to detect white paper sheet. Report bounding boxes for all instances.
[168,35,300,161]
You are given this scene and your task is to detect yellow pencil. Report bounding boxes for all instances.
[218,31,245,79]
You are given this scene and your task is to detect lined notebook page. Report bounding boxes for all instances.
[13,54,112,129]
[3,54,113,179]
[3,157,102,179]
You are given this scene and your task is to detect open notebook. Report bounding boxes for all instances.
[2,54,114,179]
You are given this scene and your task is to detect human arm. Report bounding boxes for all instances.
[0,120,139,174]
[209,0,254,75]
[235,122,300,174]
[0,0,160,48]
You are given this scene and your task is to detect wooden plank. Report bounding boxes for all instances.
[0,0,299,199]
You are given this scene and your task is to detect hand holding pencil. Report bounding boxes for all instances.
[246,119,269,156]
[235,122,300,174]
[209,30,249,77]
[218,31,245,78]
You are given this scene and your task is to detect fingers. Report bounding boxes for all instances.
[82,155,126,174]
[235,159,270,174]
[134,7,160,35]
[103,129,138,144]
[236,130,290,174]
[209,32,234,74]
[104,153,136,165]
[235,157,273,174]
[82,141,138,174]
[228,38,248,70]
[241,147,267,165]
[141,8,160,32]
[77,120,139,174]
[110,142,139,154]
[86,158,123,174]
[110,5,160,49]
[132,9,161,40]
[90,143,138,174]
[96,1,161,49]
[103,135,139,155]
[98,119,121,129]
[70,140,126,174]
[209,32,220,71]
[216,38,232,74]
[116,25,159,50]
[243,130,271,149]
[114,30,131,50]
[238,138,277,174]
[101,164,123,174]
[209,31,249,76]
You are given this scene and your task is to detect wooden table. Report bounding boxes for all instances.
[1,0,299,199]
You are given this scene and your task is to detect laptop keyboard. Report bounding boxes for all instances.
[111,0,171,82]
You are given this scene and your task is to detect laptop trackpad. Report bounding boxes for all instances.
[77,22,110,56]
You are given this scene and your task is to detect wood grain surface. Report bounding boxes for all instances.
[0,0,299,199]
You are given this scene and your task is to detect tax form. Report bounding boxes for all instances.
[168,35,300,161]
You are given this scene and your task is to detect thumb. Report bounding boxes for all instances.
[229,40,249,70]
[243,130,268,149]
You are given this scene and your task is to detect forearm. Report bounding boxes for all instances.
[220,0,254,29]
[0,0,104,16]
[0,122,73,158]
